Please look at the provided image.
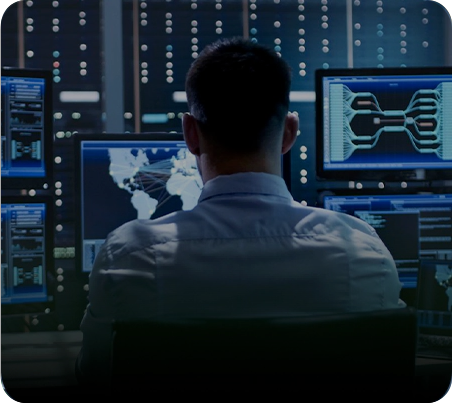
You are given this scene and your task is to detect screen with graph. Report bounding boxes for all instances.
[1,196,55,315]
[1,68,53,189]
[74,133,203,273]
[316,67,452,181]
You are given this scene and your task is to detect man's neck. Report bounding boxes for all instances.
[198,152,281,184]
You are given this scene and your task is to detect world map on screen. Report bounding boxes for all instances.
[435,264,452,311]
[108,147,203,219]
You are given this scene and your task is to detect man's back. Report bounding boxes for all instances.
[78,172,405,384]
[88,172,404,320]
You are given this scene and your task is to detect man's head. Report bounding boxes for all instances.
[183,37,298,180]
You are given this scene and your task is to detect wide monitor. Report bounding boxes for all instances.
[1,67,53,189]
[74,133,203,274]
[1,196,55,315]
[315,67,452,182]
[323,193,452,291]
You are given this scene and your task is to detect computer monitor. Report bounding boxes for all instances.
[1,196,55,315]
[323,193,452,291]
[315,67,452,181]
[416,259,452,339]
[74,133,203,274]
[1,67,53,189]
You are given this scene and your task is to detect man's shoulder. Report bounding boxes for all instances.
[98,214,180,259]
[107,213,182,246]
[291,204,378,238]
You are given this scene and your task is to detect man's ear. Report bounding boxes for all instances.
[281,112,299,154]
[182,113,201,156]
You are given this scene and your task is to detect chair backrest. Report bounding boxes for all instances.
[111,307,418,394]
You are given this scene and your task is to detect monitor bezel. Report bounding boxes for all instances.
[1,67,54,190]
[1,194,56,316]
[315,66,452,182]
[73,132,187,276]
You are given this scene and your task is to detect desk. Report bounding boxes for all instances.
[416,356,452,375]
[2,331,82,389]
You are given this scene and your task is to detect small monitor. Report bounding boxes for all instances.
[417,259,452,339]
[1,67,53,189]
[1,196,55,315]
[323,193,452,291]
[74,133,203,274]
[315,67,452,181]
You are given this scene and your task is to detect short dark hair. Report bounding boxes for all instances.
[185,37,292,153]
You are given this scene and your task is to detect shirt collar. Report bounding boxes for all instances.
[198,172,293,203]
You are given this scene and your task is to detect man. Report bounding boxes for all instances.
[77,37,405,384]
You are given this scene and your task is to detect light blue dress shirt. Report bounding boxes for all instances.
[77,172,405,382]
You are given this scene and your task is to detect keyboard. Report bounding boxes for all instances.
[417,334,452,360]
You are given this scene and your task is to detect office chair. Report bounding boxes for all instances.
[110,307,417,397]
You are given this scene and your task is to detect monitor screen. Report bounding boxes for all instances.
[315,67,452,181]
[1,67,53,189]
[1,196,55,315]
[416,259,452,338]
[323,193,452,290]
[74,133,203,273]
